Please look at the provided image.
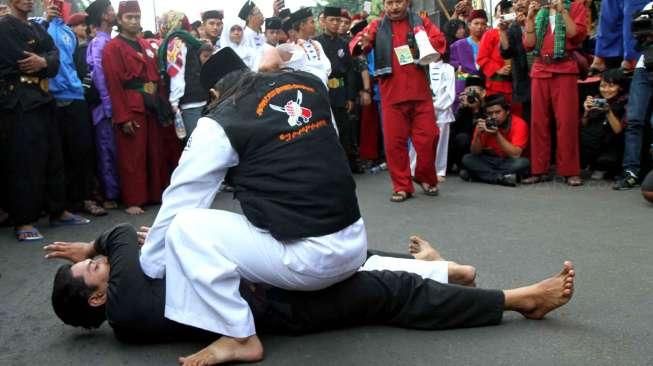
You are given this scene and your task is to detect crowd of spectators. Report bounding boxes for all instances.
[0,0,652,242]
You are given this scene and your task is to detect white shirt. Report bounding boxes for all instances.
[428,61,456,124]
[280,40,332,87]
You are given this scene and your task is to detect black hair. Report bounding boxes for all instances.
[292,17,311,32]
[601,68,629,92]
[51,264,106,329]
[484,94,510,111]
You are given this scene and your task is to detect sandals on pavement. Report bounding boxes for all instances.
[412,178,439,196]
[50,213,91,227]
[15,227,44,241]
[390,191,412,202]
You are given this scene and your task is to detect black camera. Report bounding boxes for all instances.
[485,117,498,129]
[593,98,608,109]
[466,89,480,104]
[632,9,653,38]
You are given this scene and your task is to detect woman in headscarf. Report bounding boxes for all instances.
[219,18,257,70]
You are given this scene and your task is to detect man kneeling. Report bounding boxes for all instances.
[461,94,530,187]
[48,223,575,365]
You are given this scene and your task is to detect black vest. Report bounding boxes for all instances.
[179,47,206,105]
[208,71,361,241]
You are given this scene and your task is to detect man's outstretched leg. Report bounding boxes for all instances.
[503,261,575,319]
[178,336,264,366]
[408,235,477,286]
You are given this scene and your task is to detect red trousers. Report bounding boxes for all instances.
[114,113,181,207]
[530,75,580,177]
[381,100,439,193]
[359,102,381,160]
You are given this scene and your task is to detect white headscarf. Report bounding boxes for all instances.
[219,18,256,69]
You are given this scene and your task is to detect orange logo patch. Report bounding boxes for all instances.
[256,84,316,117]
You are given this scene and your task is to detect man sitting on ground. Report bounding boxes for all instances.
[461,94,530,187]
[47,223,575,366]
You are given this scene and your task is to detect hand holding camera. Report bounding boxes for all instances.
[475,118,498,134]
[461,89,481,108]
[583,96,609,113]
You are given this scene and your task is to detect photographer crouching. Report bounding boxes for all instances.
[460,94,529,187]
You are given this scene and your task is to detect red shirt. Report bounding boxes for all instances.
[351,15,446,105]
[525,1,588,78]
[477,28,512,94]
[473,114,529,158]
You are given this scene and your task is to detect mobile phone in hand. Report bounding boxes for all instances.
[52,0,64,14]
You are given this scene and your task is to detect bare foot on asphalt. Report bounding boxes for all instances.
[408,235,443,261]
[125,206,145,215]
[179,335,264,366]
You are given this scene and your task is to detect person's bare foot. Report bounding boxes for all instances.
[125,206,145,215]
[448,262,477,287]
[178,335,264,366]
[408,235,443,261]
[504,261,575,319]
[437,175,446,183]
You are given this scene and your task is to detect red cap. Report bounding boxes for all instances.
[118,1,140,16]
[469,9,487,21]
[66,12,87,26]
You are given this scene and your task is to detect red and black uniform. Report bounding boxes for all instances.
[350,13,446,193]
[102,35,181,208]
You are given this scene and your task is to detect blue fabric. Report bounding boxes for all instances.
[622,68,653,175]
[366,52,381,102]
[595,0,650,60]
[466,37,479,64]
[47,18,84,100]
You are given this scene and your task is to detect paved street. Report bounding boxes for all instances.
[1,173,651,366]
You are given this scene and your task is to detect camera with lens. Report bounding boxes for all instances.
[466,89,480,104]
[632,8,653,71]
[592,98,608,109]
[485,117,498,130]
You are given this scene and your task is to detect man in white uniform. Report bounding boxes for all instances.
[139,47,365,364]
[283,7,332,87]
[239,0,266,69]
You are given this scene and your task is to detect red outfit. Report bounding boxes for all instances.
[473,115,529,158]
[103,35,180,207]
[477,28,512,102]
[350,15,447,193]
[525,2,588,177]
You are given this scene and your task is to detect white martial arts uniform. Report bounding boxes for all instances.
[279,39,332,87]
[243,25,266,70]
[410,61,456,177]
[140,118,367,338]
[219,20,258,71]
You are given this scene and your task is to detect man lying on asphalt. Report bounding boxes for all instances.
[47,223,575,365]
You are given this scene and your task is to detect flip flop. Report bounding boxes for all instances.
[390,191,412,202]
[15,227,44,241]
[50,214,91,227]
[413,178,439,196]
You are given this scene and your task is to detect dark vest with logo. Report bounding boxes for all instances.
[207,71,361,241]
[179,47,206,105]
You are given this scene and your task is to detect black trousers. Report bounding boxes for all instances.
[252,270,505,335]
[55,100,95,207]
[333,106,356,159]
[449,132,472,170]
[0,103,66,225]
[462,154,530,183]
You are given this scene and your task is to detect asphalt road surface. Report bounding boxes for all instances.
[1,173,651,366]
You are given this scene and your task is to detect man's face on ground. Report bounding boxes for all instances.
[70,256,110,294]
[324,15,341,34]
[469,18,487,38]
[118,12,141,36]
[204,18,222,40]
[10,0,34,13]
[300,17,316,38]
[384,0,409,21]
[485,104,509,125]
[265,29,279,45]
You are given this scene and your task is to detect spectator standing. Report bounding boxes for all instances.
[102,0,180,215]
[201,10,223,49]
[0,0,87,241]
[264,17,282,47]
[86,0,120,210]
[477,2,513,106]
[522,0,588,186]
[449,9,487,110]
[350,0,446,202]
[499,0,531,122]
[239,0,265,69]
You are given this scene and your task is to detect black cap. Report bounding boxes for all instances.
[85,0,110,26]
[279,8,291,19]
[288,7,313,26]
[349,20,368,36]
[238,0,256,20]
[323,6,341,18]
[282,17,293,32]
[465,75,485,88]
[202,10,224,22]
[265,17,282,30]
[201,47,249,91]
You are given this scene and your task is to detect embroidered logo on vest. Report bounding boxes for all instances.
[269,90,312,127]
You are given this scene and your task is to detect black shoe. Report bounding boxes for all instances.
[613,170,639,190]
[459,169,471,181]
[497,173,517,187]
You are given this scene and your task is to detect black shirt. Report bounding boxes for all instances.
[314,33,357,107]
